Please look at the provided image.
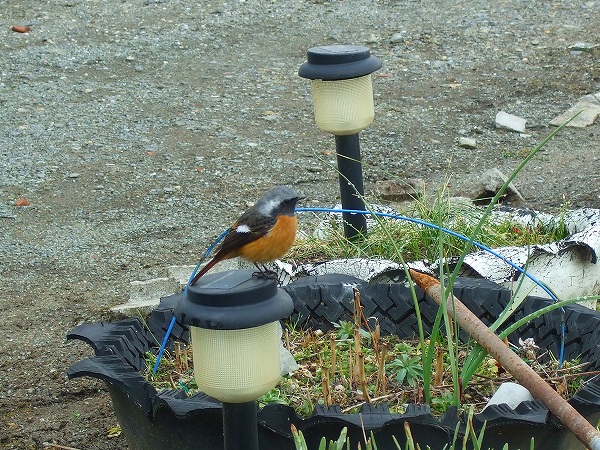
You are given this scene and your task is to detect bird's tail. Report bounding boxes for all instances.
[189,257,221,285]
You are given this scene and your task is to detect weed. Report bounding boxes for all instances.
[386,354,424,388]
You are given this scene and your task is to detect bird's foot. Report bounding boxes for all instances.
[251,269,279,280]
[252,263,279,281]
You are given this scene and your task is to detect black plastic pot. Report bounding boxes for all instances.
[67,275,600,450]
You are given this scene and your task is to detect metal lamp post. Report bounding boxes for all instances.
[174,270,294,450]
[299,44,381,239]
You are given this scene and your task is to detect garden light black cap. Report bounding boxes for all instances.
[298,44,382,81]
[174,270,293,330]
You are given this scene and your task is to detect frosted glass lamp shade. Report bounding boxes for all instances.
[311,75,375,135]
[173,270,294,403]
[191,321,281,403]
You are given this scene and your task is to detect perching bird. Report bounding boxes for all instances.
[190,185,304,285]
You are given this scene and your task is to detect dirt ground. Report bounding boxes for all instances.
[1,0,599,448]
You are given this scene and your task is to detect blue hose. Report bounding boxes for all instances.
[153,229,228,374]
[295,206,566,367]
[154,205,566,374]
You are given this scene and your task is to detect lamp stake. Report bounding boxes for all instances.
[222,401,259,450]
[335,133,367,239]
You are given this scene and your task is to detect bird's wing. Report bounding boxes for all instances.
[213,213,277,258]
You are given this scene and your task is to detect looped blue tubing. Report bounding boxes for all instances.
[154,206,565,374]
[152,229,228,374]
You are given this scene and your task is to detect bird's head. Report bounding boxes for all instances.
[256,185,305,217]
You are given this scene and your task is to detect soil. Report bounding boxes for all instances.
[1,0,599,448]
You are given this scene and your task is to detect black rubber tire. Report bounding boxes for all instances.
[67,275,600,450]
[284,275,515,340]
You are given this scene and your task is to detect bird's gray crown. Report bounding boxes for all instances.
[256,186,303,216]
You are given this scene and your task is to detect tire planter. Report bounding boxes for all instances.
[67,275,600,450]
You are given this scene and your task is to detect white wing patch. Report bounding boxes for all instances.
[236,224,251,233]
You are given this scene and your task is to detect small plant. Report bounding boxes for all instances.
[386,354,424,388]
[291,425,381,450]
[144,341,196,392]
[145,302,593,418]
[334,321,356,340]
[290,410,536,450]
[258,389,288,408]
[430,389,456,416]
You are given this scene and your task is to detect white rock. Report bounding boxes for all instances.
[550,92,600,128]
[495,111,527,133]
[567,42,599,52]
[458,137,477,149]
[111,277,180,314]
[389,32,404,43]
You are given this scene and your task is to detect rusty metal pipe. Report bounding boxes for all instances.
[410,269,600,450]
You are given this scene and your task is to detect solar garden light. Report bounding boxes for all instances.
[174,270,294,450]
[299,44,381,239]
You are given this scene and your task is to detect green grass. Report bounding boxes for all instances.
[289,194,569,264]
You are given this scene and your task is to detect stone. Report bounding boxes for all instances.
[495,111,527,133]
[458,137,477,149]
[111,277,180,314]
[550,92,600,128]
[463,168,525,206]
[366,33,378,44]
[431,60,448,71]
[110,260,246,316]
[0,201,16,219]
[567,42,599,52]
[389,32,404,43]
[374,179,423,201]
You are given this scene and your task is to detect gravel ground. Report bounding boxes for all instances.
[1,0,599,448]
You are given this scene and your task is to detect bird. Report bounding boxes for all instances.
[189,185,304,285]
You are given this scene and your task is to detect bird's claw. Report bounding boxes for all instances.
[251,269,279,280]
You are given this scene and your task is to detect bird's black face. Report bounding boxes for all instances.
[277,195,304,216]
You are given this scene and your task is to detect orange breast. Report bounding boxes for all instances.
[238,215,298,263]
